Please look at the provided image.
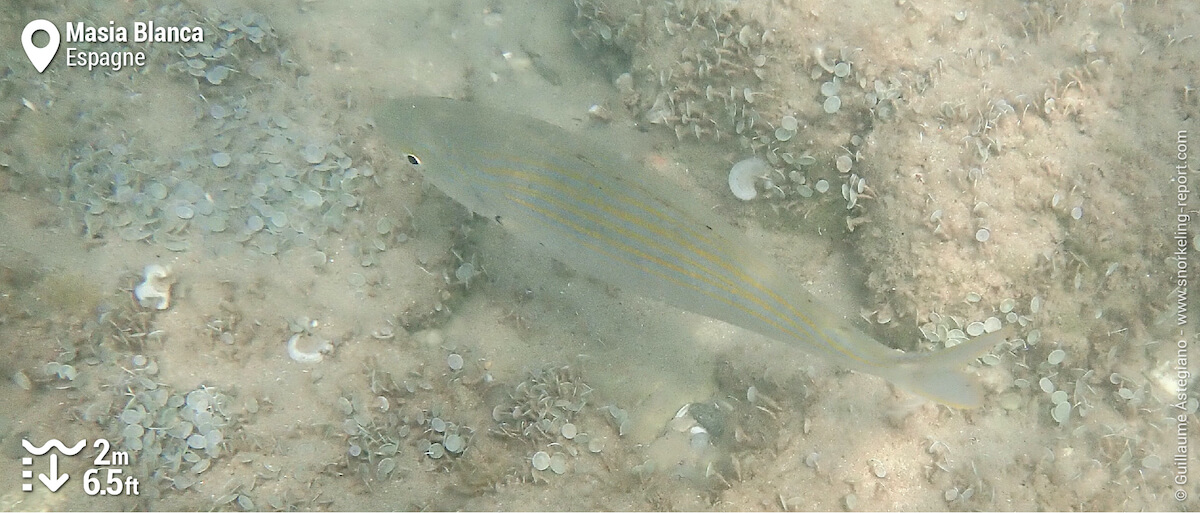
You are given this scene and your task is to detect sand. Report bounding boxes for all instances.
[0,0,1196,510]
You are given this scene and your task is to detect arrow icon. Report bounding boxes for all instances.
[38,454,69,492]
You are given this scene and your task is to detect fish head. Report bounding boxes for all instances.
[375,97,496,216]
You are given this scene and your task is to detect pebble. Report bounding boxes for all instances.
[870,459,887,478]
[212,152,232,168]
[299,189,323,208]
[1027,329,1042,344]
[120,408,146,425]
[376,218,392,235]
[982,317,1003,333]
[532,451,551,471]
[175,204,195,219]
[378,457,396,476]
[146,183,168,200]
[835,155,853,173]
[1050,390,1069,404]
[122,424,144,440]
[455,263,476,284]
[823,96,842,114]
[13,371,31,391]
[302,144,326,164]
[1051,401,1071,424]
[1047,349,1066,365]
[444,434,465,453]
[549,452,568,474]
[1039,377,1055,394]
[269,211,288,228]
[205,65,231,85]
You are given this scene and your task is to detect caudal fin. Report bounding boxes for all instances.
[890,326,1015,408]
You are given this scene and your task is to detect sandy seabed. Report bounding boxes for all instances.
[0,0,1198,510]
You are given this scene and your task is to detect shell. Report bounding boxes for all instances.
[134,264,173,310]
[728,157,767,201]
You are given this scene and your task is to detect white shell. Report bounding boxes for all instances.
[1051,401,1071,424]
[134,264,173,310]
[728,157,767,201]
[1047,349,1066,365]
[549,452,568,474]
[1038,377,1055,394]
[823,96,842,114]
[531,451,551,471]
[982,316,1003,332]
[286,334,332,363]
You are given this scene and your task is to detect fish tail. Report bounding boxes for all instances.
[889,326,1015,408]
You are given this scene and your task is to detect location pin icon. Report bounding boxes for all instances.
[22,20,60,73]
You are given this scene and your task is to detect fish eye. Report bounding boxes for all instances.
[406,154,421,166]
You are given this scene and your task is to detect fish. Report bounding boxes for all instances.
[375,96,1010,408]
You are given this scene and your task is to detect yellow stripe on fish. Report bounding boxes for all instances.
[376,96,1011,407]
